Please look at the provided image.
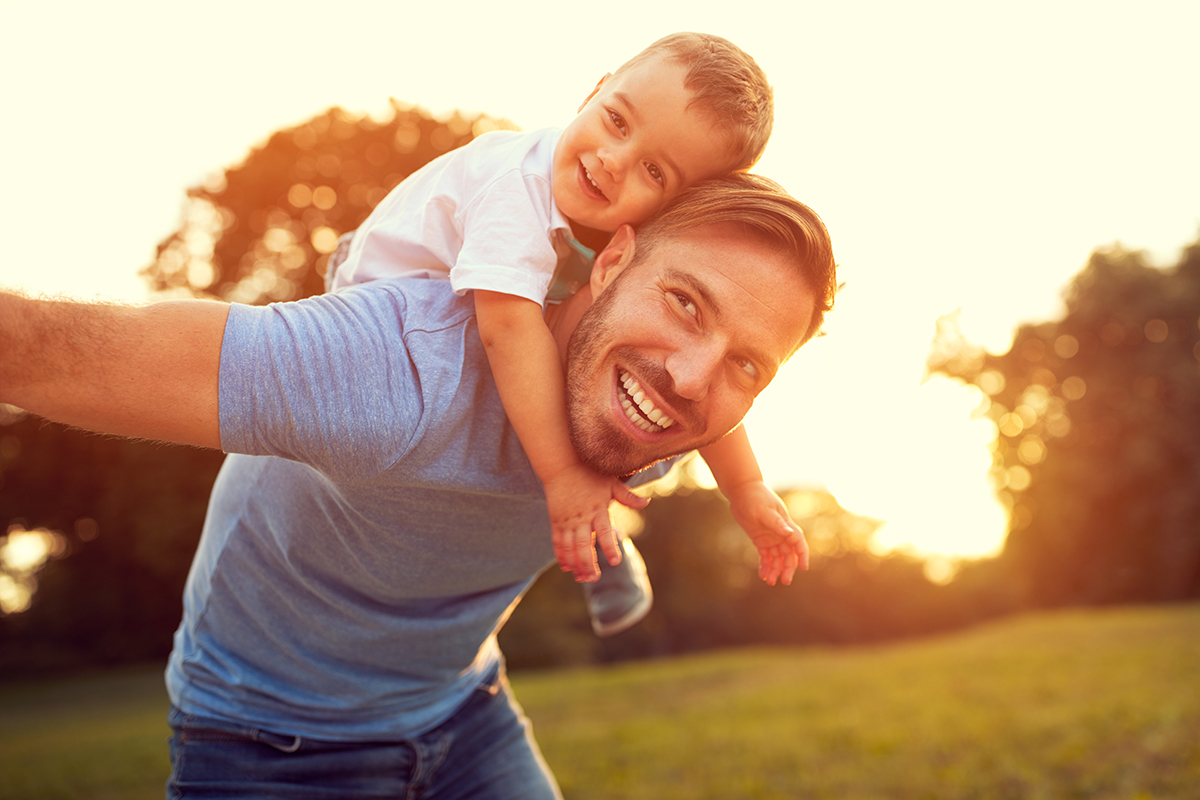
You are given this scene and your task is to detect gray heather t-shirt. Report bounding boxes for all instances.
[165,278,554,740]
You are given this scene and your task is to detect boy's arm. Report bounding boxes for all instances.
[0,289,226,449]
[699,425,809,584]
[698,424,762,489]
[473,290,646,580]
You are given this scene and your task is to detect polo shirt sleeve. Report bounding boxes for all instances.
[217,285,422,483]
[448,167,559,307]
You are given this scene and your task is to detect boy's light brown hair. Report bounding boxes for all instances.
[615,32,774,172]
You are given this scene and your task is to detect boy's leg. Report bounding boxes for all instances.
[583,536,653,637]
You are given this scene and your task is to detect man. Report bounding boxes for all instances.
[0,172,836,799]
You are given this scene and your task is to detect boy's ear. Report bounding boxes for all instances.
[577,73,612,113]
[590,224,636,294]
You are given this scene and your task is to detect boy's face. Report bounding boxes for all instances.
[553,56,736,240]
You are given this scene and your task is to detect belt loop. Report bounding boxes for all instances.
[255,729,303,753]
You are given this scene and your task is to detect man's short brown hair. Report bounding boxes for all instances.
[615,32,774,172]
[633,172,837,347]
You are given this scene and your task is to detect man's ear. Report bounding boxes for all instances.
[577,73,611,113]
[590,224,636,294]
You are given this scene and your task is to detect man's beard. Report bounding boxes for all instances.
[563,274,707,477]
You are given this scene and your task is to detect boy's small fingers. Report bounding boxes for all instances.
[613,482,650,509]
[553,534,569,571]
[781,551,799,585]
[764,551,782,586]
[572,525,598,582]
[593,513,622,567]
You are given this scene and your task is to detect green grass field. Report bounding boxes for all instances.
[2,604,1198,799]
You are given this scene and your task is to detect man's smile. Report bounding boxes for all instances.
[617,369,675,433]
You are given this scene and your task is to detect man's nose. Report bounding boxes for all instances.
[665,342,723,402]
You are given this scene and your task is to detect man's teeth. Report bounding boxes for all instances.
[619,371,675,432]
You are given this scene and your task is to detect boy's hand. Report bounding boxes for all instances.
[725,481,809,586]
[546,463,649,582]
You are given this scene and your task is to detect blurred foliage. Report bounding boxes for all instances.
[0,407,223,673]
[142,101,517,304]
[929,239,1200,607]
[501,482,1012,671]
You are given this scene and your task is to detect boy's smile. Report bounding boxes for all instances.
[552,55,737,248]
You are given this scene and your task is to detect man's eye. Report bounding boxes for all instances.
[673,292,697,318]
[736,357,759,380]
[646,163,664,186]
[608,110,627,134]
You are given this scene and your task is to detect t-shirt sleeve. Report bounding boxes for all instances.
[218,287,423,482]
[449,168,559,306]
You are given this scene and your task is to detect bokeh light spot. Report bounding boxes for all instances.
[292,126,318,150]
[311,227,340,254]
[312,186,337,210]
[1053,334,1079,358]
[1144,319,1168,343]
[263,227,295,253]
[978,369,1006,396]
[0,526,67,615]
[998,413,1025,437]
[75,518,99,542]
[1007,466,1032,492]
[394,123,420,153]
[287,183,313,209]
[1061,376,1087,401]
[1017,435,1047,465]
[430,127,455,152]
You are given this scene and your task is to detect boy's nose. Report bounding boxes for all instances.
[597,144,629,180]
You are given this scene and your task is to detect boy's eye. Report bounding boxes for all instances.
[607,109,627,134]
[646,163,664,186]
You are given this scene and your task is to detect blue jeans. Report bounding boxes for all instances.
[166,665,561,800]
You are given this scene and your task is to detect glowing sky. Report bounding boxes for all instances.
[2,0,1197,560]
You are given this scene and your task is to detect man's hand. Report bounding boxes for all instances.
[725,480,809,586]
[545,463,649,582]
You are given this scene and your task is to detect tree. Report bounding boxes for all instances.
[928,239,1200,606]
[1,102,513,674]
[143,102,515,304]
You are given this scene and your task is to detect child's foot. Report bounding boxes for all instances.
[583,538,652,637]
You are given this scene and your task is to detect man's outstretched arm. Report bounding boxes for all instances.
[0,290,228,449]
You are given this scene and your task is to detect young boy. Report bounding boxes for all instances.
[328,32,807,635]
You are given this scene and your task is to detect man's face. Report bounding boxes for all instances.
[565,225,816,477]
[552,56,734,241]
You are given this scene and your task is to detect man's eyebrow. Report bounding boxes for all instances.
[666,268,780,377]
[665,268,719,319]
[612,90,685,186]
